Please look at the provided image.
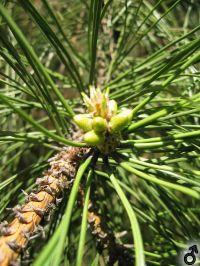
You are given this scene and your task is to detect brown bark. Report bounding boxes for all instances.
[87,207,133,265]
[79,188,133,265]
[0,147,89,266]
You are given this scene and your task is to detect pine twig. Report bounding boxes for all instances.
[0,147,89,266]
[80,188,134,265]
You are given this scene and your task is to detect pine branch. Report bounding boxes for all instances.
[0,147,89,266]
[79,187,133,265]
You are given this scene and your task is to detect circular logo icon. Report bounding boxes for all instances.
[184,245,198,265]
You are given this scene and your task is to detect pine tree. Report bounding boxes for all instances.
[0,1,200,265]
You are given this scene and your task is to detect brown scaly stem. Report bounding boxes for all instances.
[79,187,134,265]
[0,147,89,266]
[88,205,134,265]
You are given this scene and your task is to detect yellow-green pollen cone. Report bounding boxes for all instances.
[73,86,133,150]
[92,117,107,132]
[84,130,105,146]
[109,108,133,133]
[73,114,93,132]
